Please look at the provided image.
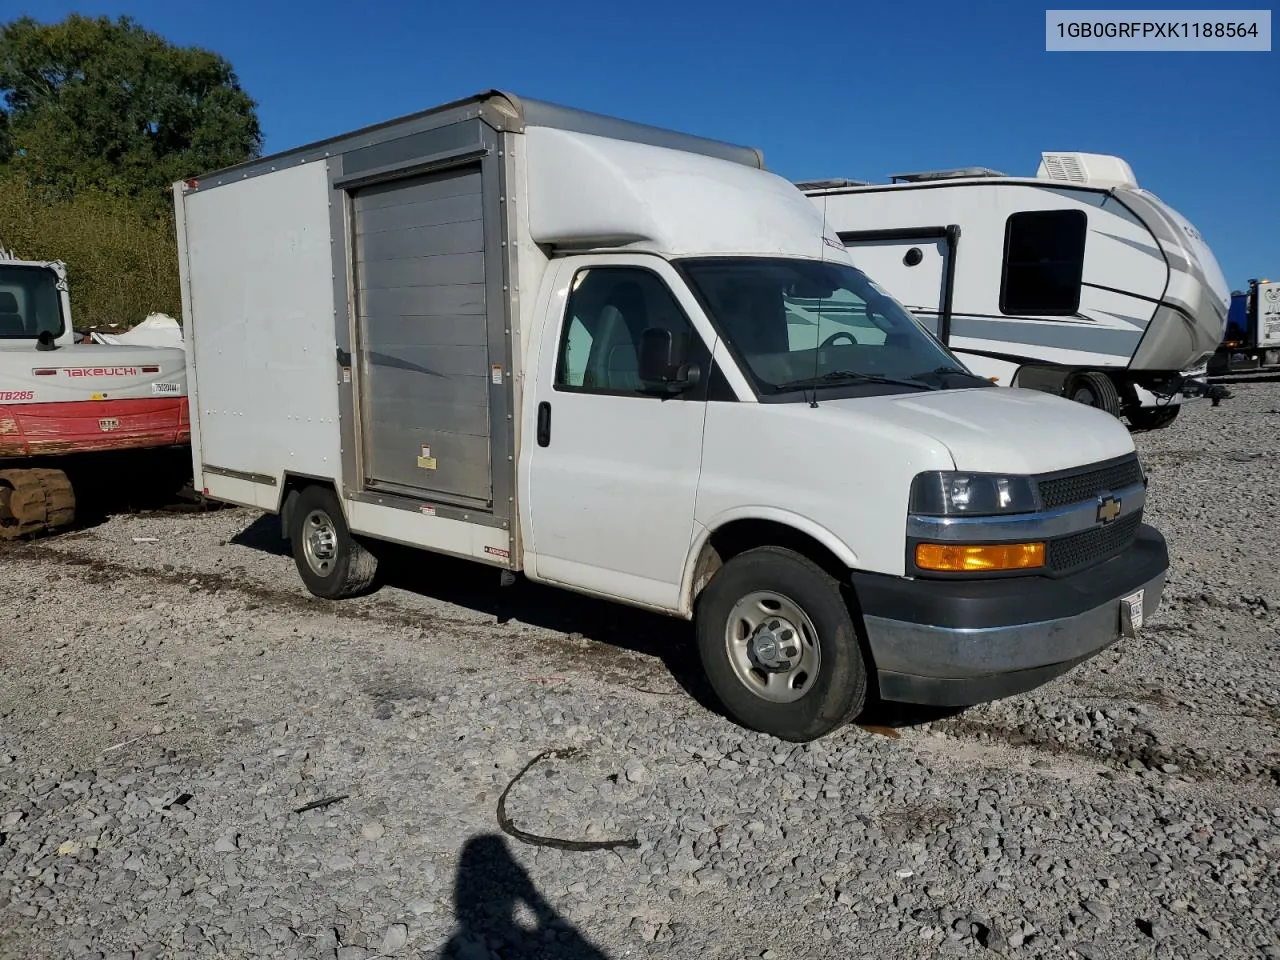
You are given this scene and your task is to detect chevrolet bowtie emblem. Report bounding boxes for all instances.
[1097,496,1121,524]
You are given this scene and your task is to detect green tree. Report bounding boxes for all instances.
[0,13,262,205]
[0,178,180,328]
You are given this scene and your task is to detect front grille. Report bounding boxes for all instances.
[1037,456,1144,509]
[1047,511,1142,573]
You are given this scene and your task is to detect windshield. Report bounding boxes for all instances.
[0,265,65,339]
[679,257,978,397]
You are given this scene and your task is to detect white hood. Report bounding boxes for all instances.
[818,387,1136,474]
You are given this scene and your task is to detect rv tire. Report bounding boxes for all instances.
[1066,371,1122,417]
[289,485,380,600]
[695,546,867,742]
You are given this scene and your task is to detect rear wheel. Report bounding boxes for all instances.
[1127,405,1180,430]
[289,485,379,599]
[695,546,867,742]
[1066,371,1122,417]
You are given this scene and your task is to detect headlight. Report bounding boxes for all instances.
[909,471,1040,516]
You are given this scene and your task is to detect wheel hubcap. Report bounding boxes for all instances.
[302,509,338,576]
[1072,386,1097,405]
[725,591,822,703]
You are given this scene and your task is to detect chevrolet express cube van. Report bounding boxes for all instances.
[174,91,1168,741]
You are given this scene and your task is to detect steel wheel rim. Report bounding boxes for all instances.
[724,590,822,704]
[1072,385,1097,405]
[302,509,338,577]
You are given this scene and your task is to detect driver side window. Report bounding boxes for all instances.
[555,267,703,396]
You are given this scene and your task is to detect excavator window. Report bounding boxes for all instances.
[0,265,65,339]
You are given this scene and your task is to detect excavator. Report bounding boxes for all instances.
[0,246,189,538]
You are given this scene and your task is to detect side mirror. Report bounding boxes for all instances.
[638,327,699,393]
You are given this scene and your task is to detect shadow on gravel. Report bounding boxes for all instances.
[1209,370,1280,385]
[438,833,610,959]
[231,513,726,717]
[230,510,291,556]
[7,447,214,539]
[231,512,975,734]
[858,701,968,729]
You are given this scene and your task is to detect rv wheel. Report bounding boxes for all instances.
[288,485,380,599]
[695,546,867,742]
[1066,371,1122,417]
[1127,405,1180,430]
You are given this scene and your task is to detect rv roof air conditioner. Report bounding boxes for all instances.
[1036,152,1138,188]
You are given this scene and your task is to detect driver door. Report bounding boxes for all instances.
[523,255,718,610]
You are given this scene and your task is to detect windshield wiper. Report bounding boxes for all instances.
[774,370,936,392]
[915,365,993,385]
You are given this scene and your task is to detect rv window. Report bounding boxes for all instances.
[554,266,706,397]
[999,209,1087,316]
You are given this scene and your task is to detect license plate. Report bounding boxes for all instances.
[1120,589,1144,637]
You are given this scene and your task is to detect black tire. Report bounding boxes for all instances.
[1126,405,1180,431]
[288,485,380,599]
[1066,371,1122,417]
[695,546,868,742]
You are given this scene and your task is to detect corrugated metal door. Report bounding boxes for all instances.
[352,165,491,504]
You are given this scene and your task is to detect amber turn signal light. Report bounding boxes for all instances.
[915,541,1045,572]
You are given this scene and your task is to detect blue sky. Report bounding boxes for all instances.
[4,0,1277,286]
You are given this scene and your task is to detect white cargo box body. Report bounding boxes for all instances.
[174,90,782,568]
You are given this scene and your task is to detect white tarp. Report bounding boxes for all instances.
[91,313,185,349]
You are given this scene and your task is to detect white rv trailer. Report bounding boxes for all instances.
[175,92,1167,741]
[799,153,1232,429]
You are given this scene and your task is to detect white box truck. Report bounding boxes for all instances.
[174,91,1168,741]
[1215,278,1280,371]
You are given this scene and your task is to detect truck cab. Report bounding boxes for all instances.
[1213,278,1280,371]
[175,91,1168,741]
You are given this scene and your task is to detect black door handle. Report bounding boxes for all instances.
[537,401,551,447]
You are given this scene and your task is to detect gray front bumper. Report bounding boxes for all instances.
[867,570,1165,706]
[849,523,1170,707]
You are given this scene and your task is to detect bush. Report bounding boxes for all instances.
[0,175,181,329]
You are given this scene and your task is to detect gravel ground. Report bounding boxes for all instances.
[2,378,1278,960]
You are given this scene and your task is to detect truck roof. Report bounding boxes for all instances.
[181,90,765,188]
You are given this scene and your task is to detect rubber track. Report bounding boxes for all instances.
[0,468,76,539]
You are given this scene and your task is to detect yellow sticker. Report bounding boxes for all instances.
[91,392,106,400]
[417,456,437,470]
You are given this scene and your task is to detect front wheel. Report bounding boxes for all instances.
[695,546,868,742]
[289,485,380,599]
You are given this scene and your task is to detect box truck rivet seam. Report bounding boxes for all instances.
[175,90,1169,742]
